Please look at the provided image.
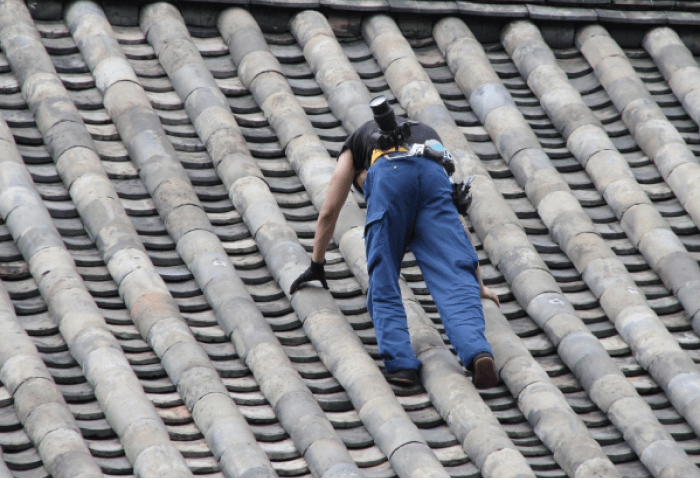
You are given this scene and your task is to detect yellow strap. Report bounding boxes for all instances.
[370,146,408,165]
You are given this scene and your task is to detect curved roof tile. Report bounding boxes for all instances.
[0,0,698,477]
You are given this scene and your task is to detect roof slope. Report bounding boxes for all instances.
[0,0,698,477]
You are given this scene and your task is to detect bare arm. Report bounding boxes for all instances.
[312,150,356,263]
[461,217,500,306]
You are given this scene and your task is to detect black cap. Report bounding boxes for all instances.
[369,95,397,133]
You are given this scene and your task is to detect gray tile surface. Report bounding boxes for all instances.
[0,0,698,478]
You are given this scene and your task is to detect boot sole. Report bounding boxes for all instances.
[473,357,498,389]
[386,377,418,387]
[383,369,419,387]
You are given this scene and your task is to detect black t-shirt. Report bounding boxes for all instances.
[340,117,442,173]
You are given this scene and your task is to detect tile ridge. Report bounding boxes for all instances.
[0,3,190,474]
[483,303,616,478]
[442,16,700,477]
[642,27,700,275]
[0,277,102,476]
[572,23,700,463]
[138,3,364,477]
[290,10,535,478]
[219,9,454,476]
[63,2,281,477]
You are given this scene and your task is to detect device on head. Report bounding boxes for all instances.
[369,95,414,150]
[368,96,456,176]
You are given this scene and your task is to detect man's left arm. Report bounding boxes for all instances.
[461,218,500,306]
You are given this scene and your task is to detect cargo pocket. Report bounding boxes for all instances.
[364,210,387,275]
[456,234,479,274]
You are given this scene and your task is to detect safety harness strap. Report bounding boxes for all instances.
[370,146,408,166]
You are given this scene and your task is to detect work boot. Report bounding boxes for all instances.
[382,368,419,387]
[471,353,498,389]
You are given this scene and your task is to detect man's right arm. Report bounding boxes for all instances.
[289,149,356,294]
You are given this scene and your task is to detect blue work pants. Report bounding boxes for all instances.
[364,155,492,372]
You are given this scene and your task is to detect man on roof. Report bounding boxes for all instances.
[290,95,499,389]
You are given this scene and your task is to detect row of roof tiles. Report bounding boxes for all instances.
[0,0,700,473]
[24,0,700,25]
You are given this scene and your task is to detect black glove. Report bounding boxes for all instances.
[289,260,328,294]
[452,176,474,215]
